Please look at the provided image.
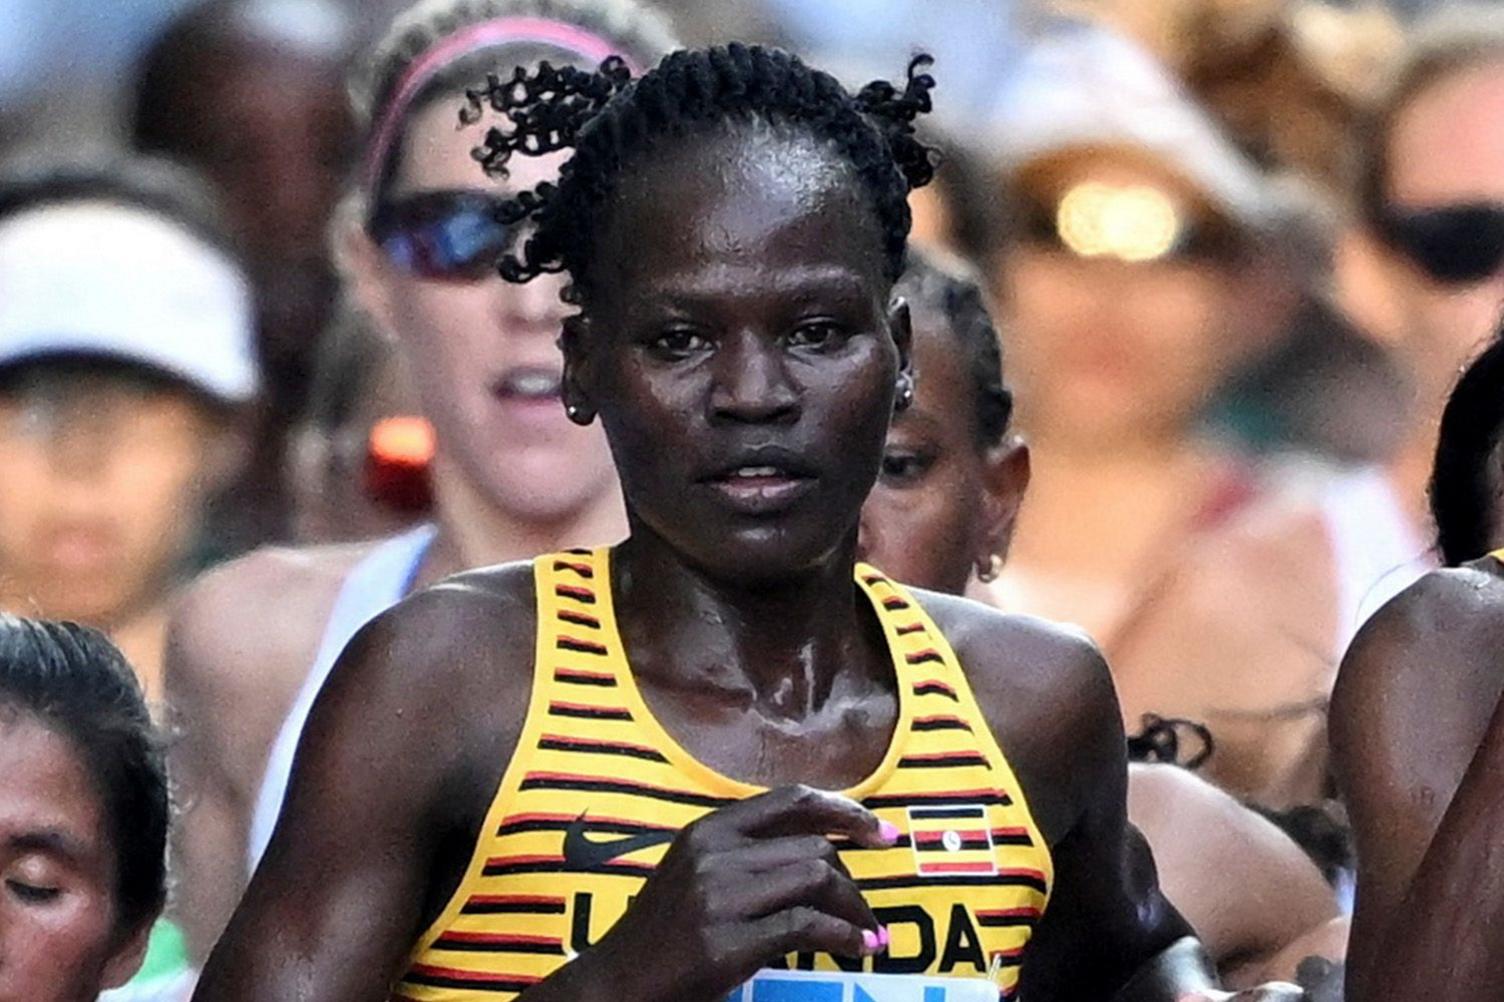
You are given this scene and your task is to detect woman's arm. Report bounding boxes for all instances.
[193,576,535,1000]
[1332,568,1504,1002]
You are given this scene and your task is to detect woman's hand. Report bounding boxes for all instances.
[574,784,899,1002]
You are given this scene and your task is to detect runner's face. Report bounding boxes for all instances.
[998,156,1245,449]
[576,129,908,582]
[0,367,221,625]
[0,714,145,1001]
[166,38,353,377]
[860,315,996,596]
[359,97,619,526]
[1375,61,1504,410]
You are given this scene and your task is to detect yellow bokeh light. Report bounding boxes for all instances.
[1055,182,1182,263]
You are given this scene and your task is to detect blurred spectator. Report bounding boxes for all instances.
[857,247,1343,986]
[132,0,360,551]
[963,22,1381,807]
[970,27,1293,642]
[1080,6,1504,807]
[1056,0,1403,196]
[0,615,171,1002]
[162,0,675,964]
[0,158,257,705]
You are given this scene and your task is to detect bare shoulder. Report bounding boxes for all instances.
[1130,487,1333,651]
[300,560,541,814]
[1333,561,1504,723]
[352,560,540,699]
[919,589,1115,731]
[166,542,375,701]
[915,590,1118,842]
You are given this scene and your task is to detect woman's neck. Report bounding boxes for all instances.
[1008,430,1219,571]
[420,455,627,584]
[611,532,881,721]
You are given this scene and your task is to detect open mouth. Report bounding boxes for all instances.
[491,367,562,403]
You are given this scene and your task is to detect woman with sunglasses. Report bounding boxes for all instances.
[858,247,1345,990]
[195,43,1296,1002]
[973,30,1307,807]
[163,0,676,965]
[1332,332,1504,1002]
[1083,8,1504,814]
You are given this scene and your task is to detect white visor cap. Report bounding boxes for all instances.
[0,201,259,403]
[983,20,1275,233]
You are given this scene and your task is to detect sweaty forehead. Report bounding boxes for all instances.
[588,128,889,306]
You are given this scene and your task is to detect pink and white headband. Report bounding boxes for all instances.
[364,15,643,194]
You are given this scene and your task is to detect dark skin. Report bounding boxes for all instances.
[196,127,1253,1001]
[857,309,1027,597]
[1331,555,1504,1001]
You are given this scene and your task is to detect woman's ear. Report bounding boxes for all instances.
[979,436,1031,569]
[560,314,598,426]
[889,298,915,411]
[337,217,400,345]
[99,917,154,990]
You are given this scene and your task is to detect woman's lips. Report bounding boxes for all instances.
[705,466,816,514]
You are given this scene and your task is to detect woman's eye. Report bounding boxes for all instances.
[787,322,846,350]
[6,880,60,905]
[649,329,711,357]
[880,450,933,485]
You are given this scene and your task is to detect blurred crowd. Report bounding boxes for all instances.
[3,0,1504,998]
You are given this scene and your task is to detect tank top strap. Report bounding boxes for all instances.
[247,523,438,871]
[854,565,1056,899]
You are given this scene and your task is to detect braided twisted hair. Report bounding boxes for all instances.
[464,43,937,301]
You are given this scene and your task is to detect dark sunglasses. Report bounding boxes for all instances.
[367,190,512,281]
[1374,203,1504,285]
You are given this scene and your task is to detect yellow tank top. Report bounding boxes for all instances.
[395,548,1052,1000]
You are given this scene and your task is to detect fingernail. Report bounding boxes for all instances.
[878,926,890,948]
[878,821,901,845]
[862,929,881,953]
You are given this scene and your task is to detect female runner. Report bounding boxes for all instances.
[1332,332,1504,1002]
[196,45,1294,1001]
[0,615,169,1000]
[165,0,673,961]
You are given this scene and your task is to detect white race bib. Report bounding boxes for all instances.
[727,969,1000,1002]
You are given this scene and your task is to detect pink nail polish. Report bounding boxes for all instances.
[862,929,881,953]
[878,821,901,845]
[878,926,891,948]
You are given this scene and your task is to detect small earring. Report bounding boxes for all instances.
[566,404,580,419]
[977,554,1003,583]
[896,378,915,411]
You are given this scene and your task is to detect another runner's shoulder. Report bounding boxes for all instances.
[165,541,380,731]
[1336,556,1504,708]
[908,589,1120,843]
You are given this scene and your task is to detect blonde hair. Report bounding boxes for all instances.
[351,0,678,200]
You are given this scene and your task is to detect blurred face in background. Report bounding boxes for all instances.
[0,364,227,625]
[1347,58,1504,414]
[995,149,1259,452]
[0,711,148,1001]
[859,306,1024,596]
[348,95,619,526]
[147,33,353,393]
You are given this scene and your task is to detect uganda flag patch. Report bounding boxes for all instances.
[906,806,997,877]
